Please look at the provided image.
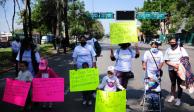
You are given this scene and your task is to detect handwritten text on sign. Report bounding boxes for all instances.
[95,90,126,112]
[70,68,99,92]
[3,78,31,107]
[110,21,138,44]
[32,78,64,102]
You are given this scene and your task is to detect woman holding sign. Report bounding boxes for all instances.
[110,43,140,89]
[72,35,96,105]
[72,35,97,69]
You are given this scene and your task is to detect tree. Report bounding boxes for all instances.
[139,0,194,34]
[0,0,11,32]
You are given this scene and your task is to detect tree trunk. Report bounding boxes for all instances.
[27,0,32,42]
[23,0,28,39]
[64,0,70,46]
[12,0,16,34]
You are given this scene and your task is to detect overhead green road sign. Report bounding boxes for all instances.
[91,12,114,19]
[136,12,166,20]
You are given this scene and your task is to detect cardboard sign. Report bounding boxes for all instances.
[95,90,126,112]
[2,78,31,107]
[70,68,99,92]
[32,78,64,102]
[110,21,138,44]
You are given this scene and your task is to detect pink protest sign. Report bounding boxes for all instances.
[2,78,31,107]
[32,78,64,102]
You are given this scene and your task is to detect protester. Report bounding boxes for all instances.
[81,62,93,106]
[15,61,33,111]
[110,43,140,89]
[61,36,68,54]
[16,38,41,77]
[11,37,21,76]
[36,58,59,109]
[164,37,189,106]
[72,35,96,69]
[98,66,125,92]
[86,32,101,59]
[142,41,164,78]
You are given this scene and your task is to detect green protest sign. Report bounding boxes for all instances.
[70,68,99,92]
[110,21,138,44]
[95,90,126,112]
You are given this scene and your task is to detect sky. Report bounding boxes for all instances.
[0,0,144,34]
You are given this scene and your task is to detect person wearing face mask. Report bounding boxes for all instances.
[72,35,96,69]
[142,41,164,79]
[164,37,189,106]
[110,43,140,89]
[16,38,41,77]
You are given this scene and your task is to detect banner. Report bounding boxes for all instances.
[32,78,64,102]
[70,68,99,92]
[110,21,138,44]
[2,78,31,107]
[95,90,126,112]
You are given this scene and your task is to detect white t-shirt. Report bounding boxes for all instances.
[142,50,164,71]
[72,44,96,68]
[98,75,124,92]
[16,70,33,82]
[114,48,136,72]
[87,38,97,49]
[11,41,21,53]
[164,46,188,70]
[16,50,41,76]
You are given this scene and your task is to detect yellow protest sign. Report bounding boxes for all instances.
[70,68,99,92]
[95,90,126,112]
[110,21,138,44]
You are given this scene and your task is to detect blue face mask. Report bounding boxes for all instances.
[150,48,159,53]
[148,82,155,87]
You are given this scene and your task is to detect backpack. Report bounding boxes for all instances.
[94,41,101,57]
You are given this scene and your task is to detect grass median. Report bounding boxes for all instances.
[0,44,54,71]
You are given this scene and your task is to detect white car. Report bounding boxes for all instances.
[41,36,49,44]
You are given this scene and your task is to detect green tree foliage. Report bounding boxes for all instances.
[31,0,104,40]
[139,0,194,34]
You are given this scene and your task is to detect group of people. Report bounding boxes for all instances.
[9,33,193,111]
[72,34,193,107]
[10,38,60,111]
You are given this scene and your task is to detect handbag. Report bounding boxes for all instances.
[149,50,163,77]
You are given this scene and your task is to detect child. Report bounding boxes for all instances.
[144,75,161,92]
[98,66,125,92]
[82,62,93,106]
[16,61,33,111]
[36,58,59,109]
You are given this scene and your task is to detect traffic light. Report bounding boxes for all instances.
[116,11,135,20]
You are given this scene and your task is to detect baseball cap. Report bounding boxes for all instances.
[39,58,48,70]
[107,66,114,73]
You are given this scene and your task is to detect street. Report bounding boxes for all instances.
[0,38,194,112]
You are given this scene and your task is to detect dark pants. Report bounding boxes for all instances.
[12,52,18,76]
[169,70,183,98]
[82,91,93,101]
[115,71,132,89]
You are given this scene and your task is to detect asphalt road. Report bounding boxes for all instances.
[0,38,194,112]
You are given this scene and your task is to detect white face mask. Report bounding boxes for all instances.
[150,48,159,53]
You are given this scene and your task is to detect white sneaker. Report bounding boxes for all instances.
[167,96,175,102]
[88,101,92,105]
[82,100,87,105]
[175,98,181,106]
